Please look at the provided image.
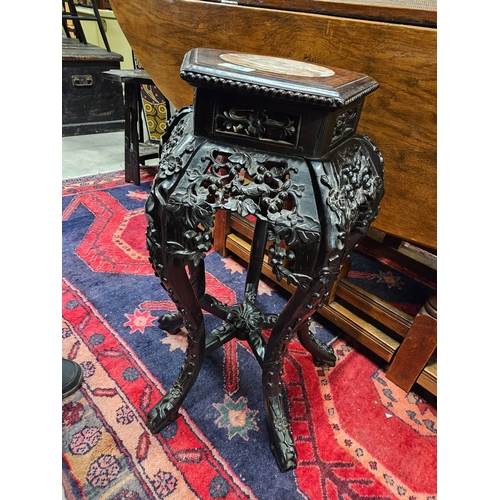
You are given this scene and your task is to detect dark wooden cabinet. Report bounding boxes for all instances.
[62,37,124,136]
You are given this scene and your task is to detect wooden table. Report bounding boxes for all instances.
[109,0,437,249]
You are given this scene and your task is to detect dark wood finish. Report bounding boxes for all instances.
[62,37,124,136]
[109,0,437,250]
[103,69,162,184]
[222,216,437,395]
[62,36,122,62]
[144,49,384,471]
[213,210,231,256]
[214,0,436,27]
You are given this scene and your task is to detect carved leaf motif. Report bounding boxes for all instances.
[267,209,300,227]
[227,153,247,165]
[287,272,313,289]
[355,190,368,207]
[185,204,214,230]
[166,202,184,217]
[145,196,155,213]
[240,198,260,217]
[223,197,259,217]
[264,117,296,139]
[321,174,332,189]
[187,168,208,183]
[240,182,272,198]
[290,183,305,197]
[274,265,285,282]
[165,241,205,267]
[222,197,239,213]
[296,229,318,245]
[247,154,268,176]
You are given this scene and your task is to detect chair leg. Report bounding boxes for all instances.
[123,82,141,185]
[62,19,71,38]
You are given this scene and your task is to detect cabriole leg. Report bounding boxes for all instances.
[146,259,206,433]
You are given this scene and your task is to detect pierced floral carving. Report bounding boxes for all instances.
[160,116,188,157]
[323,142,383,249]
[216,108,298,145]
[172,150,320,256]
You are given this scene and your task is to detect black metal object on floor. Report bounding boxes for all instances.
[62,358,83,399]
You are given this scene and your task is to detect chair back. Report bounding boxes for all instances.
[133,53,171,144]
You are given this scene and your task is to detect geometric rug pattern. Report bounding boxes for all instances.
[62,169,436,500]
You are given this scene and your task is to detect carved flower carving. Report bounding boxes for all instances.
[226,303,262,331]
[163,155,183,176]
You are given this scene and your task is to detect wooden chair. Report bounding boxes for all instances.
[103,54,172,184]
[133,54,172,144]
[62,0,111,51]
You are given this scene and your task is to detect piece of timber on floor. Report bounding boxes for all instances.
[386,293,437,392]
[62,37,125,136]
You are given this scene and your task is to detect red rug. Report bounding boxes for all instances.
[62,169,436,500]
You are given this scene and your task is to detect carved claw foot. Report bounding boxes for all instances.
[265,395,297,472]
[311,337,337,367]
[146,383,183,433]
[268,420,298,472]
[147,407,179,434]
[313,352,337,367]
[158,311,184,334]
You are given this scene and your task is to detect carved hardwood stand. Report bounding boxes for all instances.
[144,48,384,472]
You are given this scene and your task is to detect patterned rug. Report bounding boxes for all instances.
[62,169,437,500]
